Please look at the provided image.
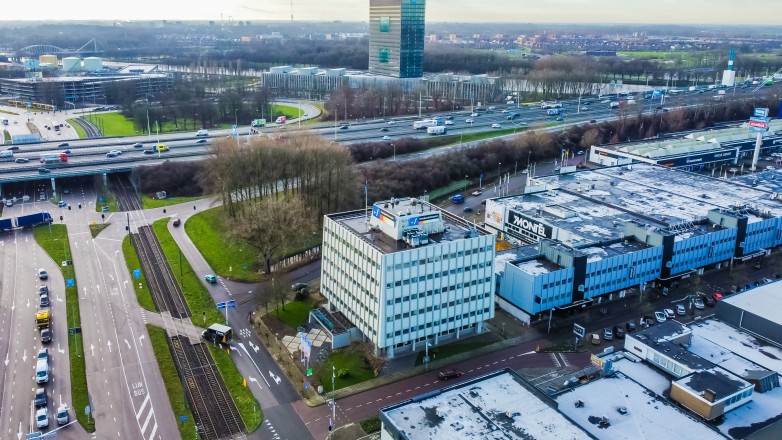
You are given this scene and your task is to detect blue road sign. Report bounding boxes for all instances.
[99,197,105,203]
[65,278,75,287]
[179,415,189,422]
[754,108,769,118]
[480,173,484,179]
[133,269,141,280]
[217,300,237,310]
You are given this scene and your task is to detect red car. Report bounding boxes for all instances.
[438,369,463,380]
[712,293,724,302]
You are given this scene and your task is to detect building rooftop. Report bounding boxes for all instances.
[674,367,751,402]
[630,319,692,343]
[721,280,782,324]
[332,198,490,255]
[380,370,591,440]
[690,319,782,375]
[513,257,564,275]
[688,333,772,380]
[580,239,651,262]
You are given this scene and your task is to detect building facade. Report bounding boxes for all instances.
[321,198,495,358]
[369,0,426,78]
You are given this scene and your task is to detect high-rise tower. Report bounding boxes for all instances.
[368,0,426,78]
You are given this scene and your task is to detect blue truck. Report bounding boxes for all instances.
[15,212,52,229]
[0,218,12,231]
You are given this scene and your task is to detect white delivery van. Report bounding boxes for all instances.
[195,129,209,137]
[0,150,13,158]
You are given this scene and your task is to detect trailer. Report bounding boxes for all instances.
[0,218,12,231]
[39,153,68,164]
[427,126,447,135]
[15,212,52,229]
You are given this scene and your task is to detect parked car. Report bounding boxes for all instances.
[291,282,308,292]
[692,298,705,310]
[702,294,715,307]
[664,308,676,319]
[712,292,724,302]
[625,321,637,333]
[204,274,217,284]
[676,304,686,316]
[654,311,667,323]
[603,327,613,341]
[612,326,626,339]
[590,333,601,345]
[438,369,463,380]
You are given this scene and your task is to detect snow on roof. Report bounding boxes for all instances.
[557,373,724,440]
[611,357,671,396]
[688,334,770,379]
[690,319,782,375]
[515,258,560,275]
[494,251,519,275]
[717,384,782,439]
[381,370,590,440]
[722,280,782,324]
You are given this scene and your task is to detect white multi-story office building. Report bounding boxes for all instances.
[321,197,496,358]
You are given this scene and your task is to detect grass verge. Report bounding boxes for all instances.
[66,118,88,139]
[0,109,18,115]
[316,350,376,391]
[445,127,524,145]
[122,235,157,312]
[3,129,10,142]
[151,218,224,325]
[207,343,263,432]
[33,225,94,432]
[360,417,382,434]
[141,194,206,209]
[89,223,110,238]
[270,298,316,330]
[272,104,304,120]
[414,341,487,366]
[86,112,138,136]
[95,188,119,213]
[146,325,196,438]
[428,179,471,201]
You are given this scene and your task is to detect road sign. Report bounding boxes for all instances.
[754,108,769,118]
[85,405,91,415]
[216,300,237,310]
[573,323,586,339]
[68,327,81,335]
[179,415,189,422]
[306,368,313,377]
[749,117,770,132]
[65,278,75,287]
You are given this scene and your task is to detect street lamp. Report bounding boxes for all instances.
[391,144,396,162]
[234,109,239,134]
[497,162,502,179]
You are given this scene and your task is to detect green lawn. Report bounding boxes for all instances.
[87,112,138,137]
[3,129,10,142]
[152,218,224,325]
[428,179,472,201]
[141,194,206,209]
[66,119,87,139]
[414,341,487,366]
[122,235,157,312]
[89,223,110,238]
[146,325,196,439]
[360,418,382,434]
[96,189,119,213]
[272,104,304,120]
[33,225,94,432]
[207,344,263,432]
[316,350,376,392]
[446,127,524,145]
[270,298,316,330]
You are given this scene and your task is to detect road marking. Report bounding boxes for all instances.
[136,394,151,419]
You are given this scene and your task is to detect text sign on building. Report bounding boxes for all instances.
[372,205,396,226]
[573,323,586,338]
[408,213,439,227]
[508,210,553,239]
[754,108,769,119]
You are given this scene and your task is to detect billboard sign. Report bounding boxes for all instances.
[749,117,770,133]
[484,201,505,229]
[573,323,586,338]
[372,205,396,226]
[507,210,553,239]
[656,149,737,167]
[754,108,769,119]
[407,213,439,227]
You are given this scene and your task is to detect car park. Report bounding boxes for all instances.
[676,304,686,316]
[14,157,29,163]
[36,408,49,429]
[204,274,217,284]
[612,326,626,339]
[654,311,667,323]
[41,328,52,343]
[625,321,637,333]
[38,268,48,280]
[692,298,705,309]
[438,369,463,380]
[603,327,613,341]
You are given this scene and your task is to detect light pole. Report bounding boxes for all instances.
[391,144,396,162]
[234,109,238,135]
[464,175,468,192]
[497,162,501,180]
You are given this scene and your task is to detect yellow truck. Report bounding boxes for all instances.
[36,310,51,329]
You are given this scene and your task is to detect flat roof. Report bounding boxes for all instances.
[688,334,772,379]
[674,367,751,401]
[690,319,782,375]
[722,280,782,324]
[380,370,591,440]
[629,319,691,343]
[557,373,723,440]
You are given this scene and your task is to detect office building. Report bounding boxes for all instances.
[321,197,495,358]
[368,0,426,78]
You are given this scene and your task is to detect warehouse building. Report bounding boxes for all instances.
[321,197,495,358]
[716,280,782,346]
[486,164,782,323]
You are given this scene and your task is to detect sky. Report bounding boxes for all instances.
[2,0,781,24]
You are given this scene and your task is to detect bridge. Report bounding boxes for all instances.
[15,39,104,57]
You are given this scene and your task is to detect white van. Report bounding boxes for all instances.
[0,150,13,158]
[35,359,49,383]
[195,129,209,137]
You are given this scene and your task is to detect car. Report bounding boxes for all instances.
[133,142,144,148]
[62,189,70,194]
[386,120,396,125]
[14,157,29,163]
[111,149,122,155]
[576,150,585,155]
[143,149,155,155]
[581,106,590,111]
[41,328,52,343]
[471,190,482,196]
[662,109,669,112]
[603,327,613,341]
[470,113,478,117]
[380,127,389,132]
[36,408,49,429]
[612,326,626,339]
[589,119,597,123]
[692,298,705,310]
[701,294,715,307]
[465,118,474,123]
[106,151,119,158]
[438,369,463,380]
[61,149,71,155]
[382,136,391,140]
[291,282,308,291]
[172,218,181,227]
[38,268,48,280]
[58,142,69,148]
[601,99,610,103]
[204,274,217,284]
[195,129,209,137]
[712,293,724,302]
[676,304,686,316]
[37,285,49,296]
[766,166,775,171]
[4,199,11,207]
[763,277,774,284]
[56,405,69,425]
[155,144,168,152]
[196,139,207,144]
[37,347,48,362]
[625,321,637,333]
[555,116,564,121]
[40,294,50,309]
[38,168,51,174]
[446,116,454,120]
[463,207,473,213]
[7,146,19,151]
[491,123,502,128]
[339,125,349,130]
[590,333,601,345]
[57,200,67,208]
[664,308,675,319]
[35,387,47,408]
[654,311,667,323]
[444,120,454,125]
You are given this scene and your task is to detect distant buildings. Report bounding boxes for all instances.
[368,0,426,78]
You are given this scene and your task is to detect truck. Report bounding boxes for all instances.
[251,118,267,127]
[609,102,620,109]
[0,218,12,231]
[39,153,68,164]
[15,212,52,229]
[427,126,447,135]
[36,310,51,329]
[413,119,440,130]
[540,102,562,109]
[547,108,561,115]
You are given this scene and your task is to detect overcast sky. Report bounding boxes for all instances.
[4,0,780,24]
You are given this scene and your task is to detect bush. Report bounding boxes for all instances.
[337,368,351,379]
[136,161,207,197]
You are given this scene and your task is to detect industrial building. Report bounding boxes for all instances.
[486,164,782,323]
[379,369,592,440]
[589,120,782,170]
[369,0,426,78]
[320,197,495,358]
[716,280,782,346]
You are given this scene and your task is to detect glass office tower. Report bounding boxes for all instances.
[369,0,425,78]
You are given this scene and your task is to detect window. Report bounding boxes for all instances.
[379,16,390,32]
[378,48,389,64]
